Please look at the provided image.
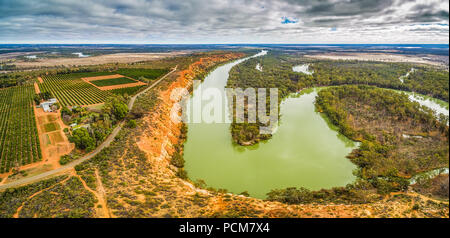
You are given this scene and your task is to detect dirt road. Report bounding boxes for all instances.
[0,66,177,190]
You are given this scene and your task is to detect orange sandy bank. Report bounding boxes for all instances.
[137,52,245,163]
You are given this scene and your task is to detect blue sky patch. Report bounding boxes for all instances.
[281,16,299,24]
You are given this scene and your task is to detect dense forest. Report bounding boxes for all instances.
[267,85,448,204]
[316,85,448,178]
[227,51,449,145]
[227,53,298,145]
[306,61,449,102]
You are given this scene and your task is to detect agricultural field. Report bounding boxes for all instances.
[109,86,144,95]
[35,108,74,169]
[0,67,167,174]
[37,69,169,106]
[54,71,114,78]
[89,77,137,87]
[0,85,42,173]
[38,74,113,107]
[115,68,169,82]
[43,122,60,133]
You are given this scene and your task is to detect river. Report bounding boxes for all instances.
[183,52,357,199]
[406,93,449,117]
[292,64,314,75]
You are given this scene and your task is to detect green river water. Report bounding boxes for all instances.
[183,53,358,199]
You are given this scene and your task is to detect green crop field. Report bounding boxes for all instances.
[39,74,113,107]
[109,86,144,95]
[43,122,60,132]
[0,85,42,172]
[90,77,137,87]
[64,71,115,78]
[115,68,169,81]
[36,69,167,107]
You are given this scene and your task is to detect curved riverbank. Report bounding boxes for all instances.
[183,53,357,199]
[183,53,449,199]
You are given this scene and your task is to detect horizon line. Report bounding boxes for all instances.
[0,43,449,45]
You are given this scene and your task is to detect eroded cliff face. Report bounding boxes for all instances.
[137,52,245,172]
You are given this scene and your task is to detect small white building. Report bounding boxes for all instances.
[40,98,58,112]
[72,124,90,131]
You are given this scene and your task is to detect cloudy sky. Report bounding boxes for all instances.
[0,0,448,44]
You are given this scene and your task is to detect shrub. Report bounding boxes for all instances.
[127,119,137,128]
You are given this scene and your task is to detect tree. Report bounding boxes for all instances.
[91,124,109,144]
[41,91,52,100]
[127,119,137,128]
[171,152,185,168]
[239,191,250,197]
[266,187,313,204]
[114,102,128,120]
[33,95,41,104]
[70,128,95,151]
[61,106,72,116]
[103,96,129,121]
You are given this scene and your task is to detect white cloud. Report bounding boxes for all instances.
[0,0,448,43]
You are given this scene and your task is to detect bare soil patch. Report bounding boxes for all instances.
[34,82,40,94]
[0,51,45,61]
[306,53,444,66]
[12,52,188,68]
[49,131,65,144]
[25,107,74,173]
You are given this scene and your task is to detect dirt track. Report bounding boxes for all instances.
[34,82,40,94]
